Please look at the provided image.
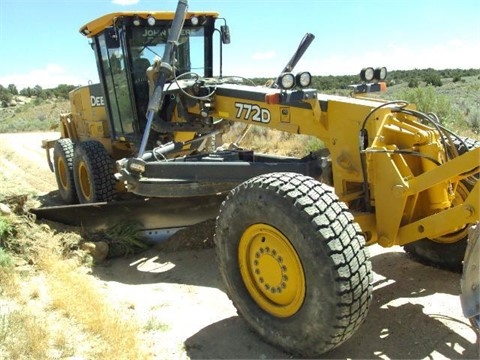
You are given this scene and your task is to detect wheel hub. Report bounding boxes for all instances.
[78,161,92,201]
[57,157,68,188]
[239,223,305,317]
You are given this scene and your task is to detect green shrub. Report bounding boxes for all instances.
[396,86,461,126]
[466,107,480,133]
[0,216,16,268]
[0,247,13,268]
[305,137,325,153]
[0,216,14,244]
[408,78,419,88]
[424,72,443,87]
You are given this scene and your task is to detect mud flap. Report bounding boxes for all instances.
[31,195,225,234]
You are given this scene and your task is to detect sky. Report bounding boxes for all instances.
[0,0,479,90]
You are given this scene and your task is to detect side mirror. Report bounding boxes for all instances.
[105,27,120,48]
[220,25,231,44]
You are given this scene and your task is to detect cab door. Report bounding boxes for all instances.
[93,27,137,142]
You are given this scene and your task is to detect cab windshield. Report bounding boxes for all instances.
[128,26,206,79]
[98,25,207,142]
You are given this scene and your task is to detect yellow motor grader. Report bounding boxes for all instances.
[38,0,480,356]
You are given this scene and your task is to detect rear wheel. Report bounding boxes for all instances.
[215,173,372,357]
[404,137,480,271]
[53,138,78,204]
[73,140,116,204]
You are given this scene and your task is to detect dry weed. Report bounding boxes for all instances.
[39,247,147,359]
[0,198,148,360]
[222,123,324,157]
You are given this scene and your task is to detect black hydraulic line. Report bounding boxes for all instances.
[392,107,451,160]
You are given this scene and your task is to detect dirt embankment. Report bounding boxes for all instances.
[0,132,478,359]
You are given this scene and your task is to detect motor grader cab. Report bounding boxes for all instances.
[37,0,480,357]
[79,10,228,149]
[42,7,230,205]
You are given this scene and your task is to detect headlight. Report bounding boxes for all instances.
[190,16,206,26]
[296,71,312,88]
[374,67,387,81]
[133,15,141,26]
[279,72,295,89]
[147,15,156,26]
[360,67,374,82]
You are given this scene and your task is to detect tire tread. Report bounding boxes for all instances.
[215,172,373,356]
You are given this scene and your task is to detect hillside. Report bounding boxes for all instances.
[0,97,70,133]
[1,69,479,141]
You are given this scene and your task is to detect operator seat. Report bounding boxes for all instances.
[133,58,150,96]
[133,58,151,124]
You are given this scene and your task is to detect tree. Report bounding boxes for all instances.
[54,84,76,99]
[20,87,33,97]
[424,72,443,87]
[0,85,13,107]
[33,85,43,96]
[7,84,18,95]
[408,78,419,88]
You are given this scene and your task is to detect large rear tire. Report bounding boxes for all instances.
[215,172,372,357]
[73,140,116,204]
[403,137,480,271]
[53,138,78,204]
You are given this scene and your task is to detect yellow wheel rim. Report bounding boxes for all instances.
[77,161,92,201]
[57,157,68,189]
[238,223,305,318]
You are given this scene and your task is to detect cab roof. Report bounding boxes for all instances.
[80,11,219,38]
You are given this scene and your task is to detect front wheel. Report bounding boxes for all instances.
[215,173,372,357]
[73,140,116,204]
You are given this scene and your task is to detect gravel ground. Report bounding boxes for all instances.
[1,131,478,359]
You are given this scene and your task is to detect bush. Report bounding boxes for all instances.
[0,247,13,268]
[408,78,419,88]
[397,86,461,126]
[424,72,443,87]
[0,88,13,107]
[305,137,325,153]
[466,107,480,133]
[0,216,14,245]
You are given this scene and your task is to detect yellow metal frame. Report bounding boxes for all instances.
[196,86,480,247]
[80,11,219,38]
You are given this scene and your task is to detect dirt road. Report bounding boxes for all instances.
[0,132,478,359]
